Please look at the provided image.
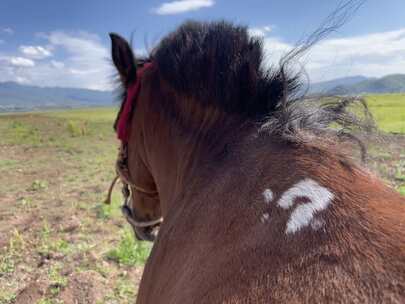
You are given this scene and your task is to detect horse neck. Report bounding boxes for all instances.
[138,78,250,216]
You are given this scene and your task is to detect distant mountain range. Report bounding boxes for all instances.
[1,74,405,112]
[310,74,405,95]
[0,81,115,112]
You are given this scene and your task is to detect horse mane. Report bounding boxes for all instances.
[150,20,300,120]
[148,20,374,157]
[114,0,373,159]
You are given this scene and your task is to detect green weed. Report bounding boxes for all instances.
[18,197,33,209]
[0,290,16,304]
[0,253,16,277]
[106,228,151,266]
[37,221,72,257]
[94,193,121,220]
[37,298,64,304]
[7,120,42,145]
[104,275,136,303]
[48,263,68,296]
[28,180,48,191]
[0,230,24,277]
[394,161,405,182]
[9,229,25,252]
[0,159,18,170]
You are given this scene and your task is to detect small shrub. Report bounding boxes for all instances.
[9,229,25,252]
[67,120,88,137]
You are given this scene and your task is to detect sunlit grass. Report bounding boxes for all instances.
[45,107,118,122]
[365,94,405,133]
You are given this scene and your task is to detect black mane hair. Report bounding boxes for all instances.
[150,20,300,120]
[113,0,373,161]
[148,19,374,158]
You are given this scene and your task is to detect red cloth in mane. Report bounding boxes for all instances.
[117,62,153,142]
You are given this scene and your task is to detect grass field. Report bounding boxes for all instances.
[0,94,404,303]
[0,107,150,303]
[366,94,405,133]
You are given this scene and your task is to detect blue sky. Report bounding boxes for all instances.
[1,0,405,90]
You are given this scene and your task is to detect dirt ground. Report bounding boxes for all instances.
[0,112,148,304]
[0,111,404,304]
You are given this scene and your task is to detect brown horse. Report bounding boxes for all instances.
[109,21,405,304]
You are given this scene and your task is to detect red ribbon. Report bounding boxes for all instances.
[117,62,153,142]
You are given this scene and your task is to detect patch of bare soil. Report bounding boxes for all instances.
[59,271,107,304]
[14,280,48,304]
[0,213,38,248]
[0,133,144,303]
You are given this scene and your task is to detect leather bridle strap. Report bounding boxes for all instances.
[104,174,163,228]
[122,206,163,228]
[104,144,163,229]
[121,183,163,227]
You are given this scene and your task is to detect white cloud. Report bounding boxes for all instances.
[43,31,112,90]
[0,39,4,44]
[15,76,29,84]
[303,29,405,81]
[50,60,64,69]
[135,48,148,56]
[248,25,273,38]
[2,28,14,35]
[19,45,52,59]
[0,31,112,90]
[253,27,405,83]
[3,26,405,91]
[9,57,35,67]
[153,0,214,15]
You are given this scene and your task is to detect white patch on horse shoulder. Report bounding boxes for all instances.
[262,189,274,204]
[260,213,270,223]
[276,178,334,234]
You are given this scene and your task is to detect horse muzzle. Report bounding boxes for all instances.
[121,203,162,242]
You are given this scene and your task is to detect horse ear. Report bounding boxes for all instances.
[109,33,137,86]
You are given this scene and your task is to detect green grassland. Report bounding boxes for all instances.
[0,94,404,303]
[366,94,405,133]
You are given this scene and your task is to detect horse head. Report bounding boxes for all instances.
[109,33,162,242]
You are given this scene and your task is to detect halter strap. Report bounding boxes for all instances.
[104,143,163,230]
[117,62,153,143]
